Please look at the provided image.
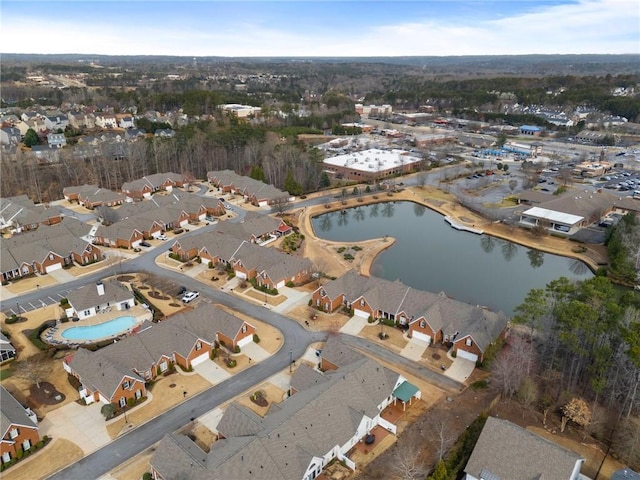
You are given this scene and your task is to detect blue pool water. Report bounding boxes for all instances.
[61,316,137,341]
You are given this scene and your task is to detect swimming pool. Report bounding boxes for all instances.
[61,316,137,341]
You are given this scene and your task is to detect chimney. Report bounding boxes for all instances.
[96,282,105,296]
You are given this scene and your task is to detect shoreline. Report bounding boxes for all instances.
[295,185,606,278]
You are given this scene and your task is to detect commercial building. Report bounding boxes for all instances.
[322,148,423,182]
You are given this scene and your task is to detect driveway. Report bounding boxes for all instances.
[39,402,111,455]
[443,357,475,383]
[197,407,224,433]
[241,342,271,363]
[400,336,429,362]
[194,360,232,385]
[271,287,310,314]
[339,315,369,335]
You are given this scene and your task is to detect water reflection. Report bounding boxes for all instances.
[527,249,544,268]
[370,204,379,217]
[319,214,332,232]
[480,236,496,253]
[501,240,518,261]
[354,207,365,222]
[338,212,349,227]
[569,259,590,275]
[381,203,395,218]
[413,203,427,217]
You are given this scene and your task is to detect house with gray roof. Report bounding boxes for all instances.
[0,333,16,364]
[65,280,134,320]
[464,417,585,480]
[611,469,640,480]
[0,386,40,466]
[313,271,508,363]
[121,172,187,199]
[150,342,419,480]
[208,169,290,207]
[63,306,256,407]
[0,219,101,281]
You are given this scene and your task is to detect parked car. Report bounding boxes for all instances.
[139,241,152,247]
[554,225,570,232]
[177,286,187,296]
[181,291,200,303]
[157,234,168,241]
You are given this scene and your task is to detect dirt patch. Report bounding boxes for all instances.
[107,450,153,480]
[242,289,287,306]
[359,323,408,351]
[1,438,83,480]
[29,381,65,407]
[185,423,217,453]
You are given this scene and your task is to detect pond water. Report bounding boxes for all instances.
[311,202,593,315]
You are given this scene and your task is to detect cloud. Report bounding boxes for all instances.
[1,0,637,56]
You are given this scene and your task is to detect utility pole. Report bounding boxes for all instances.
[289,349,293,373]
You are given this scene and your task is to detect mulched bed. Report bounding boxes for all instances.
[250,392,268,407]
[169,303,181,308]
[116,275,135,282]
[29,381,65,407]
[148,291,170,300]
[432,353,441,360]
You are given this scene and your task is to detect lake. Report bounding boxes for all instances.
[311,202,593,315]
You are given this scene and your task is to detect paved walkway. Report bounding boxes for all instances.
[194,360,232,385]
[39,402,111,455]
[400,336,429,361]
[268,371,293,391]
[339,315,369,335]
[443,356,475,382]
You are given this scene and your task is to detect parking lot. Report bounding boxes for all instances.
[599,170,640,194]
[5,288,76,317]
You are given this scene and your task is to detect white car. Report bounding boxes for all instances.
[157,234,168,241]
[181,291,199,303]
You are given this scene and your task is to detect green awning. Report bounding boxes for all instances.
[393,381,419,402]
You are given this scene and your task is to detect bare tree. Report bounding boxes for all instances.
[428,415,455,462]
[392,442,428,480]
[518,377,539,418]
[12,355,48,389]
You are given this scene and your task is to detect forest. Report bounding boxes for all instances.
[504,272,640,468]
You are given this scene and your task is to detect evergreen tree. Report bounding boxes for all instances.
[24,128,39,147]
[284,170,303,196]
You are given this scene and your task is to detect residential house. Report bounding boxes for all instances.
[611,469,640,480]
[207,170,290,207]
[63,306,256,406]
[0,195,62,233]
[125,128,146,141]
[65,280,135,320]
[216,211,291,244]
[44,115,68,131]
[0,386,40,466]
[94,113,118,129]
[29,145,60,163]
[313,271,508,363]
[464,417,585,480]
[121,172,188,199]
[63,184,99,202]
[46,132,67,148]
[20,112,39,123]
[0,219,101,281]
[150,338,419,480]
[154,128,175,138]
[93,220,145,249]
[77,188,127,209]
[0,333,16,363]
[0,127,21,145]
[67,112,96,130]
[171,231,241,263]
[118,116,135,129]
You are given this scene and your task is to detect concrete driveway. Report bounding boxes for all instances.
[400,336,429,361]
[242,342,271,362]
[339,315,369,335]
[197,407,225,434]
[443,357,476,382]
[194,360,232,385]
[271,287,310,314]
[39,401,111,454]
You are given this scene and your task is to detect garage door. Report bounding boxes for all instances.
[276,280,285,289]
[412,331,431,345]
[456,349,478,362]
[353,308,369,318]
[131,239,142,248]
[191,351,210,367]
[236,271,247,280]
[45,263,63,273]
[238,335,253,348]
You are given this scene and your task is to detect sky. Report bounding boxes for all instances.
[1,0,638,57]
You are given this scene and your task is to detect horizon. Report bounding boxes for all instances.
[1,0,638,57]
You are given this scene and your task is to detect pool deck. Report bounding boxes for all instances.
[44,305,152,346]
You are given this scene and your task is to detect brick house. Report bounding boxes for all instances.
[313,271,508,364]
[63,306,256,406]
[1,386,40,466]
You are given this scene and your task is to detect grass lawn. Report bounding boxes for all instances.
[1,438,83,480]
[0,369,11,380]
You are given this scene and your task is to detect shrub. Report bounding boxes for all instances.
[5,314,19,324]
[127,397,135,408]
[253,334,260,343]
[211,348,217,360]
[226,358,237,368]
[234,345,241,354]
[471,379,489,390]
[352,245,363,251]
[343,253,354,261]
[59,297,69,306]
[308,299,312,306]
[143,473,153,480]
[337,247,346,253]
[286,281,294,288]
[208,261,214,268]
